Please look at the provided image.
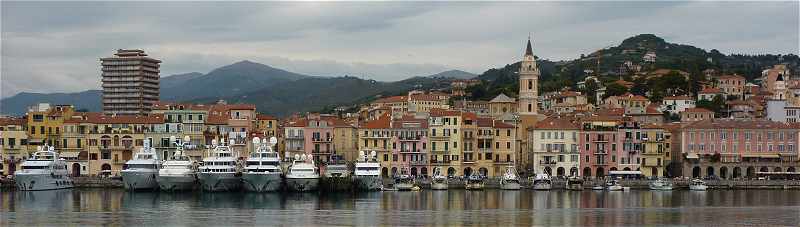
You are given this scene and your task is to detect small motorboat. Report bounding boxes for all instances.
[689,179,709,191]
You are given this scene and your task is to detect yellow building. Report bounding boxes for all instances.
[460,112,479,176]
[480,117,517,177]
[61,113,93,176]
[641,124,671,177]
[429,109,462,176]
[256,114,279,137]
[359,113,392,176]
[333,122,359,162]
[26,103,74,148]
[0,117,28,175]
[86,114,163,176]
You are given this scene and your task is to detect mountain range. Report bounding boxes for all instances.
[0,60,456,116]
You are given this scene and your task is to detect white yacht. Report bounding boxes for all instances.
[690,179,709,191]
[14,145,73,191]
[242,137,283,192]
[464,173,485,190]
[157,136,197,191]
[531,173,553,190]
[566,176,584,191]
[430,167,448,190]
[394,169,416,191]
[198,139,242,192]
[121,139,160,191]
[353,151,382,191]
[286,154,320,192]
[649,178,674,191]
[499,166,521,190]
[606,179,623,191]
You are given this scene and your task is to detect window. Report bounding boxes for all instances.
[507,142,511,149]
[384,154,388,161]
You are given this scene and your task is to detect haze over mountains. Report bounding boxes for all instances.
[0,60,467,116]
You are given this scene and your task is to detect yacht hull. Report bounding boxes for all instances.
[690,185,708,191]
[287,177,319,192]
[14,173,73,191]
[122,171,159,191]
[198,173,241,192]
[566,183,584,191]
[430,181,448,190]
[500,181,521,190]
[353,175,382,191]
[465,182,484,190]
[242,173,283,192]
[395,182,415,191]
[532,182,552,190]
[157,175,196,191]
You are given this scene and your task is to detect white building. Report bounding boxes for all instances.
[530,117,581,177]
[661,96,695,115]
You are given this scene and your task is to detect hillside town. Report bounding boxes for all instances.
[2,39,800,185]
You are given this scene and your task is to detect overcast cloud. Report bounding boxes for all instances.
[2,1,798,99]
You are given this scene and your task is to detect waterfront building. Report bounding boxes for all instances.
[359,113,393,176]
[61,113,92,176]
[530,117,580,177]
[517,38,546,174]
[488,118,516,177]
[151,102,209,160]
[100,49,161,116]
[618,119,644,173]
[26,103,74,148]
[428,109,463,177]
[390,115,430,176]
[86,114,162,176]
[283,114,352,164]
[460,112,479,176]
[681,119,800,179]
[0,117,28,175]
[640,124,671,177]
[579,115,623,178]
[256,114,279,137]
[332,120,359,162]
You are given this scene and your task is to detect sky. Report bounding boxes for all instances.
[2,1,798,99]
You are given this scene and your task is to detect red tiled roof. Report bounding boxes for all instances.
[476,117,493,127]
[535,117,579,130]
[718,74,746,80]
[685,119,796,129]
[206,105,230,125]
[461,111,477,121]
[361,113,391,129]
[373,96,406,103]
[257,114,277,120]
[493,120,515,128]
[682,108,713,113]
[285,119,307,127]
[0,117,26,126]
[699,87,722,94]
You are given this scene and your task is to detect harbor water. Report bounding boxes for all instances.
[2,189,800,226]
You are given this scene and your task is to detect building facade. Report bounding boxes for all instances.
[100,49,161,115]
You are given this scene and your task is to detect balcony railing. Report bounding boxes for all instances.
[411,160,428,165]
[398,136,422,141]
[539,160,557,165]
[312,137,333,143]
[594,150,608,155]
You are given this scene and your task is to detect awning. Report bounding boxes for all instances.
[60,152,79,158]
[686,154,699,159]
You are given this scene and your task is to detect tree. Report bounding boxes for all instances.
[696,94,726,116]
[582,79,599,105]
[603,83,629,99]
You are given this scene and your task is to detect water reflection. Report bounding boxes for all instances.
[2,189,800,226]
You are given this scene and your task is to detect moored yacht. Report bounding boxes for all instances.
[14,145,73,191]
[566,176,584,190]
[242,137,283,192]
[499,166,521,190]
[606,179,623,191]
[353,151,382,191]
[157,136,197,191]
[198,139,242,192]
[649,178,674,191]
[394,169,416,191]
[286,154,320,192]
[690,179,709,191]
[531,173,553,190]
[464,173,485,190]
[430,167,448,190]
[121,139,160,191]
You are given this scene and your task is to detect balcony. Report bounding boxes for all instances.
[400,149,424,153]
[592,138,609,143]
[398,136,422,141]
[312,137,333,143]
[593,150,608,155]
[285,135,304,140]
[411,160,428,165]
[429,134,450,139]
[477,134,493,139]
[592,162,609,166]
[539,160,557,166]
[430,160,452,165]
[463,134,475,140]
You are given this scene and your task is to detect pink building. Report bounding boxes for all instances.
[681,119,800,179]
[390,115,430,176]
[284,114,349,164]
[579,115,623,178]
